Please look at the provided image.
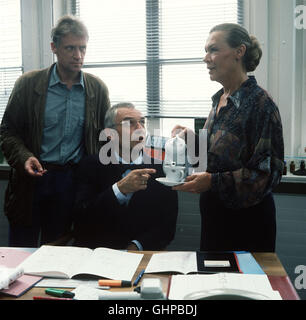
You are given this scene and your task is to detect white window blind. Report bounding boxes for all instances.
[74,0,243,118]
[0,0,22,122]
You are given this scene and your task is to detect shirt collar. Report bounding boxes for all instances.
[115,152,143,165]
[49,64,84,88]
[211,76,257,110]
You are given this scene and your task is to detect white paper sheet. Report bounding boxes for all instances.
[168,273,282,300]
[145,251,197,274]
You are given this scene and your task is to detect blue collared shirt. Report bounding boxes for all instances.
[40,64,85,164]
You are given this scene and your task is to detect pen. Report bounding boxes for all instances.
[133,269,145,286]
[45,288,75,298]
[33,296,74,301]
[98,280,131,287]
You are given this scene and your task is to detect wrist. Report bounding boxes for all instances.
[210,173,219,192]
[117,180,128,195]
[207,172,212,189]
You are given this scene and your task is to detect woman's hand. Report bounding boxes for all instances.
[171,125,187,138]
[171,125,196,142]
[172,172,212,193]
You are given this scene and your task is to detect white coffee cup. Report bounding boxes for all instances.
[163,163,186,182]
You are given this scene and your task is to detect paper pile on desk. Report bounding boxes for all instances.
[168,273,282,300]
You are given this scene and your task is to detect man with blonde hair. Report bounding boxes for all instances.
[0,15,110,246]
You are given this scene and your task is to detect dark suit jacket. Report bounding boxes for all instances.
[73,154,178,250]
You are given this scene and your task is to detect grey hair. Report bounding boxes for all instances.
[210,23,262,72]
[51,15,89,47]
[104,102,136,128]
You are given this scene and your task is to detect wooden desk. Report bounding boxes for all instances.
[1,251,299,300]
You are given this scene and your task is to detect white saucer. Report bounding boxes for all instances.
[156,177,185,187]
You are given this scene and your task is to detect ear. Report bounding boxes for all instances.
[51,42,57,54]
[103,127,118,141]
[235,44,247,61]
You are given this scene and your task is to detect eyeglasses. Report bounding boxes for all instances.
[115,118,146,128]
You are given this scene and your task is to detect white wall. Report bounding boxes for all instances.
[244,0,304,158]
[301,2,306,157]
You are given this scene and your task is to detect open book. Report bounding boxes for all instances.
[19,246,143,281]
[168,273,282,300]
[145,251,240,275]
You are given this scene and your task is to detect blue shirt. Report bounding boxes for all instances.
[40,64,85,164]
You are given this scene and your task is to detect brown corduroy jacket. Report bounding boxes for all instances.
[0,63,110,226]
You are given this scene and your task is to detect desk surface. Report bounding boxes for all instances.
[0,251,299,300]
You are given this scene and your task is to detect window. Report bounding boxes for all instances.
[0,1,304,159]
[156,0,241,118]
[74,0,242,136]
[0,0,22,123]
[75,0,147,112]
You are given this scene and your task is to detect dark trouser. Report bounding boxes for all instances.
[9,166,77,247]
[200,191,276,252]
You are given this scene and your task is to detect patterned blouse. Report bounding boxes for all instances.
[204,76,284,209]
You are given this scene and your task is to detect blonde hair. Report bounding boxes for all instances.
[51,15,89,47]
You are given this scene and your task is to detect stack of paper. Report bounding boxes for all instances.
[168,273,282,300]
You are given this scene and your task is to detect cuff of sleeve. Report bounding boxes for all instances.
[19,152,35,173]
[112,183,129,205]
[131,240,143,251]
[210,173,219,192]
